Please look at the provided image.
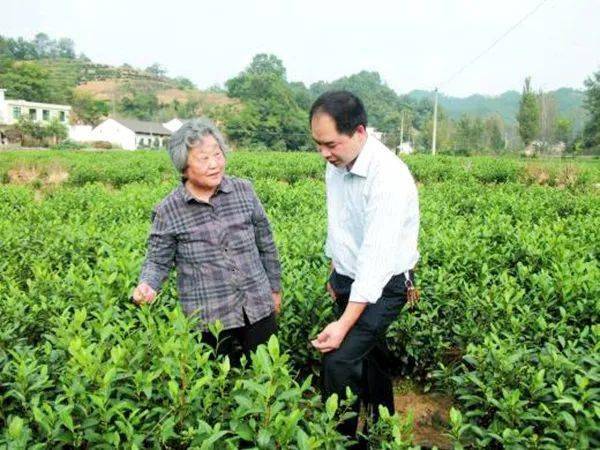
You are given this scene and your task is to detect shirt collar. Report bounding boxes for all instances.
[180,175,233,203]
[347,135,374,178]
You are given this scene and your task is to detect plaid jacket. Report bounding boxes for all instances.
[139,176,281,330]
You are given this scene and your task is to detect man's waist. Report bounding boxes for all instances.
[328,269,415,297]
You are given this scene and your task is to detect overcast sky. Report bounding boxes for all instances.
[2,0,599,97]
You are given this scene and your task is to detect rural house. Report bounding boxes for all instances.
[88,118,172,150]
[0,88,71,144]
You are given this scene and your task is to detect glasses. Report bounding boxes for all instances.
[189,151,225,168]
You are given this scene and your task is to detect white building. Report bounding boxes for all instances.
[0,88,71,126]
[88,118,171,150]
[396,142,414,155]
[68,125,93,142]
[163,118,185,132]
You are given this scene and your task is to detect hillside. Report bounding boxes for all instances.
[407,88,587,130]
[74,79,236,108]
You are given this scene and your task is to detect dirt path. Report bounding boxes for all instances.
[394,379,453,449]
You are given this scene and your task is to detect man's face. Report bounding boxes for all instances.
[184,134,226,190]
[311,113,365,167]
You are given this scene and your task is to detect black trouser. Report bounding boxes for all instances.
[201,311,277,365]
[322,271,410,446]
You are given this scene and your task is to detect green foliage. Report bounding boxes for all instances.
[118,91,160,121]
[517,77,540,146]
[583,68,600,149]
[225,54,311,151]
[554,117,573,145]
[14,118,68,146]
[0,60,51,102]
[408,88,586,134]
[144,63,167,78]
[486,116,505,152]
[71,91,110,125]
[173,76,196,90]
[454,115,485,153]
[309,71,432,138]
[44,118,69,142]
[0,150,599,448]
[0,33,77,61]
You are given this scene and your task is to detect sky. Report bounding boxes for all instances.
[2,0,599,97]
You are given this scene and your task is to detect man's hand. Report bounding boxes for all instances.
[132,282,157,305]
[272,291,282,314]
[311,320,350,353]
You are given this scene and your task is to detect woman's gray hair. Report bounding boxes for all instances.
[167,117,229,173]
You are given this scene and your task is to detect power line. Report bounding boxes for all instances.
[438,0,552,90]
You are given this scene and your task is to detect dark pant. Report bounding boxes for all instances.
[201,311,277,365]
[322,271,410,446]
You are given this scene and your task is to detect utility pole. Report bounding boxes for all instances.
[431,88,438,155]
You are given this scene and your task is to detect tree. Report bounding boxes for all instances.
[225,54,311,150]
[44,118,68,145]
[16,118,45,140]
[538,91,558,146]
[33,33,52,57]
[517,77,540,147]
[309,71,414,132]
[245,53,286,78]
[72,91,110,125]
[56,38,76,59]
[453,114,485,153]
[485,116,505,152]
[3,36,37,60]
[583,68,600,149]
[554,117,572,145]
[119,91,160,120]
[174,77,196,90]
[145,63,167,78]
[288,81,312,110]
[0,61,51,102]
[419,109,452,153]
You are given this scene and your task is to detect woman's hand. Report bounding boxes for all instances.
[132,282,157,305]
[272,291,282,314]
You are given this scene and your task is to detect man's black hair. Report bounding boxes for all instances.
[309,90,368,136]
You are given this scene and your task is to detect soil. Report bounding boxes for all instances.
[393,379,453,449]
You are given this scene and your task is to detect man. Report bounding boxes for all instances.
[309,91,419,446]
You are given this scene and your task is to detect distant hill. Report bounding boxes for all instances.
[406,88,587,131]
[36,58,237,121]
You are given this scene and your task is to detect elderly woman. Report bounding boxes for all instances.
[133,118,282,360]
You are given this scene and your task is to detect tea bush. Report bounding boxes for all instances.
[1,150,598,448]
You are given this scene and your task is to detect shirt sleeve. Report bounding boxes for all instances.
[250,185,282,292]
[349,168,418,303]
[139,208,176,292]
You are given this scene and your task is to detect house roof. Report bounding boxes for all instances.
[3,99,72,110]
[113,118,172,135]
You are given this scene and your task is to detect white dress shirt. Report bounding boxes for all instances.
[325,135,420,303]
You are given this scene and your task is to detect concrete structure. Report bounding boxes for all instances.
[1,88,72,144]
[88,118,171,150]
[0,88,71,126]
[69,125,93,142]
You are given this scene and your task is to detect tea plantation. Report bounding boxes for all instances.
[0,151,598,449]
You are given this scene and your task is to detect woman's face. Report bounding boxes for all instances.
[184,134,226,190]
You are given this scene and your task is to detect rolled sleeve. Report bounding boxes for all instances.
[139,209,176,292]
